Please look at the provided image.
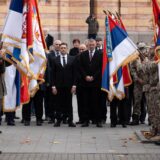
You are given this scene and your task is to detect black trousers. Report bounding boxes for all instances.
[22,90,44,121]
[100,91,107,121]
[88,34,97,40]
[110,98,128,125]
[44,87,50,118]
[22,100,32,121]
[140,93,147,122]
[81,87,101,123]
[47,87,56,120]
[76,86,84,122]
[5,112,14,123]
[55,87,73,123]
[33,90,44,121]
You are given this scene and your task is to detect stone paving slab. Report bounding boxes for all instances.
[0,153,160,160]
[0,96,160,155]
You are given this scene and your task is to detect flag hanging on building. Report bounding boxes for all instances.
[1,0,47,111]
[101,14,138,100]
[152,0,160,81]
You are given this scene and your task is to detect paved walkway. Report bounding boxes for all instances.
[0,96,159,159]
[1,153,160,160]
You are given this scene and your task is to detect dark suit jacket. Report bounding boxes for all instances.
[79,50,102,87]
[69,47,79,56]
[45,34,54,50]
[52,55,76,88]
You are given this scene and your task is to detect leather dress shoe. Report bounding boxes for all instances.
[81,122,89,127]
[68,122,76,127]
[0,151,2,154]
[155,141,160,145]
[48,119,55,124]
[21,119,24,123]
[0,131,2,134]
[54,121,61,127]
[76,121,83,124]
[110,124,116,128]
[36,121,42,126]
[122,124,127,128]
[14,116,20,120]
[96,122,103,128]
[24,121,30,126]
[63,119,68,124]
[7,122,15,126]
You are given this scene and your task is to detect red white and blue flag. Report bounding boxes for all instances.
[102,15,138,100]
[152,0,160,81]
[1,0,46,111]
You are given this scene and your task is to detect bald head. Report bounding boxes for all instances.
[54,40,62,51]
[79,44,87,53]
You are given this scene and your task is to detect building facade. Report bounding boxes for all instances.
[0,0,156,45]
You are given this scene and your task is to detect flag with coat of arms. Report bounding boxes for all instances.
[1,0,47,111]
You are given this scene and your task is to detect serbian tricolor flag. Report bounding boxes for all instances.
[112,14,133,87]
[152,0,160,81]
[1,0,46,111]
[101,15,138,100]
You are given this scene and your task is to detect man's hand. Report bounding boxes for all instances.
[85,76,91,82]
[90,76,94,82]
[137,78,144,85]
[52,86,57,95]
[71,86,76,94]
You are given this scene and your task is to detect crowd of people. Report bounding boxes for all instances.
[0,33,160,146]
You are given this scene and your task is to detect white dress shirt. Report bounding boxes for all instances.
[60,54,67,67]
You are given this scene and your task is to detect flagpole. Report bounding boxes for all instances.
[118,0,121,16]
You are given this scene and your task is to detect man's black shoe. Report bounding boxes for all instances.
[129,121,139,126]
[76,121,83,124]
[0,131,2,134]
[110,124,116,128]
[140,121,145,124]
[96,122,103,128]
[7,122,15,126]
[48,119,55,124]
[54,121,61,127]
[81,122,89,127]
[24,121,30,126]
[14,116,20,120]
[102,120,106,124]
[68,122,76,127]
[0,151,2,154]
[36,121,42,126]
[155,141,160,145]
[63,119,68,124]
[122,124,127,128]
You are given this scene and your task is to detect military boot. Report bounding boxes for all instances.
[129,114,139,125]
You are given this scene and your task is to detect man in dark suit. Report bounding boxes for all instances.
[79,39,103,127]
[44,29,54,51]
[47,40,62,124]
[52,43,76,127]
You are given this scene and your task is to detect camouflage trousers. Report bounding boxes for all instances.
[148,90,160,134]
[145,92,152,129]
[132,84,143,117]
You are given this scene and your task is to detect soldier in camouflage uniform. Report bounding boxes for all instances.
[138,48,160,141]
[146,60,160,141]
[130,42,148,125]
